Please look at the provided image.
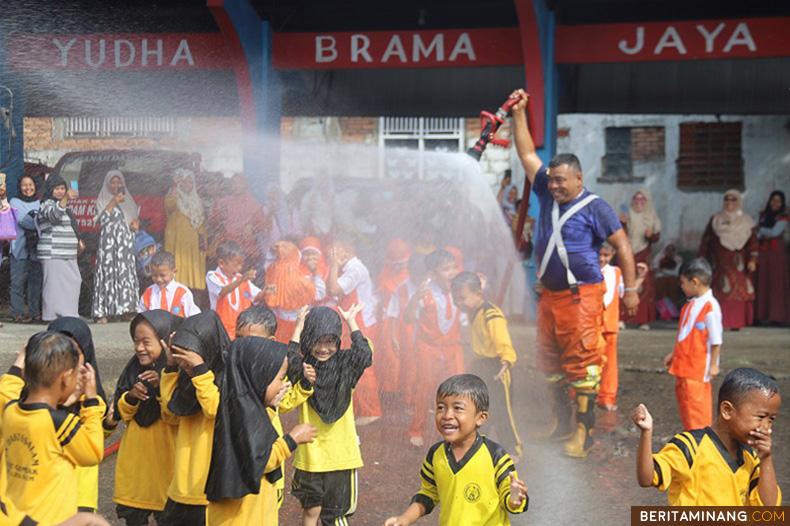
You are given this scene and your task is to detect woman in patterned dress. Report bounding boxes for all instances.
[92,170,140,323]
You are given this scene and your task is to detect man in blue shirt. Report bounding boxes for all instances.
[511,89,638,458]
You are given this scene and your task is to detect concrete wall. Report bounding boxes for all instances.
[556,113,790,251]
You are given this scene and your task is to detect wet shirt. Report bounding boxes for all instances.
[652,427,781,506]
[470,302,517,364]
[533,166,621,291]
[413,435,527,526]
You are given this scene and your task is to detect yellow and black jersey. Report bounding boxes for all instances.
[113,391,178,511]
[0,367,26,496]
[292,397,363,473]
[270,381,313,501]
[160,366,220,506]
[413,434,527,526]
[653,427,782,506]
[470,303,517,364]
[1,397,105,525]
[0,496,36,526]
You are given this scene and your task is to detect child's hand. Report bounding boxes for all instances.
[172,346,204,374]
[631,403,653,431]
[663,352,673,369]
[338,303,364,330]
[748,427,773,459]
[272,380,291,408]
[128,382,150,402]
[244,269,257,281]
[14,344,26,370]
[289,423,318,445]
[709,362,720,377]
[162,335,176,367]
[494,360,511,381]
[138,370,160,388]
[508,474,528,509]
[83,363,98,399]
[636,262,649,278]
[296,305,310,326]
[303,363,317,385]
[103,397,116,425]
[384,517,412,526]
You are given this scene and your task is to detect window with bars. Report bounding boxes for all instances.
[676,122,743,190]
[63,116,175,138]
[378,117,464,179]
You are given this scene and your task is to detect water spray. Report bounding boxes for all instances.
[465,93,523,161]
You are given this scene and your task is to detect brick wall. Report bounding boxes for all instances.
[631,126,665,161]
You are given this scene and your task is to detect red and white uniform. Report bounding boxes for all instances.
[669,289,723,430]
[137,280,200,318]
[206,267,261,339]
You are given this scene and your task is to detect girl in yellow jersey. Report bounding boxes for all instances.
[205,336,317,525]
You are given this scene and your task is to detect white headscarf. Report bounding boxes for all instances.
[627,189,662,254]
[173,168,205,230]
[94,170,139,226]
[712,189,755,251]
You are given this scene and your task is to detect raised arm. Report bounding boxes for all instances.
[510,89,542,186]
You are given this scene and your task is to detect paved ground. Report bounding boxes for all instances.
[0,320,787,525]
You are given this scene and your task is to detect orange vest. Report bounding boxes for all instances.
[670,297,718,382]
[142,285,189,317]
[416,287,461,348]
[212,273,255,339]
[602,265,622,333]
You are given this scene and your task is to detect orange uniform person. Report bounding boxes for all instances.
[598,243,623,411]
[512,89,639,458]
[375,239,411,394]
[404,249,463,447]
[263,240,317,343]
[137,251,201,317]
[206,241,263,339]
[326,237,382,425]
[665,258,723,430]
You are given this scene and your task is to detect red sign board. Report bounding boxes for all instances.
[555,17,790,63]
[273,28,523,70]
[7,33,234,70]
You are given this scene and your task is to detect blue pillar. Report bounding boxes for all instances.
[209,0,281,201]
[0,29,24,197]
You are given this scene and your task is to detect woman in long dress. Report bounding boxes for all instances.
[755,190,788,325]
[92,170,140,323]
[164,168,206,292]
[620,189,661,329]
[699,189,758,330]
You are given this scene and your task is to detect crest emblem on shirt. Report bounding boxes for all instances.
[463,482,481,503]
[173,306,181,314]
[243,291,252,299]
[694,321,706,331]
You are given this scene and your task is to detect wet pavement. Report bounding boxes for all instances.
[0,319,787,525]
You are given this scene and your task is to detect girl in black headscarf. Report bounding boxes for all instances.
[112,310,182,526]
[158,311,229,526]
[47,316,106,513]
[756,190,789,324]
[289,305,373,526]
[38,175,83,321]
[205,337,316,526]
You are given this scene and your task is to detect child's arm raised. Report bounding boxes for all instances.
[632,403,655,487]
[339,303,374,375]
[217,270,257,299]
[0,346,26,407]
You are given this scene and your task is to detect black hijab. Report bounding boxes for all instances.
[301,307,371,424]
[48,317,106,403]
[206,336,287,501]
[113,310,181,428]
[41,174,80,236]
[760,190,786,229]
[16,175,39,203]
[167,311,229,417]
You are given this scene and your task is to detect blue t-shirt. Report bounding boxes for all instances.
[533,166,622,291]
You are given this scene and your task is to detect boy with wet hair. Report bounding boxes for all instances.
[633,367,781,506]
[385,374,528,526]
[665,257,723,430]
[138,251,201,317]
[1,332,105,524]
[451,271,523,457]
[207,240,263,339]
[405,248,463,447]
[236,303,279,339]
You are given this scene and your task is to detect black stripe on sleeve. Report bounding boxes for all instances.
[55,414,78,442]
[60,419,82,447]
[420,468,436,487]
[411,493,435,515]
[7,366,23,378]
[21,516,39,526]
[680,432,697,455]
[81,398,100,408]
[653,459,664,488]
[668,437,694,469]
[496,464,516,487]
